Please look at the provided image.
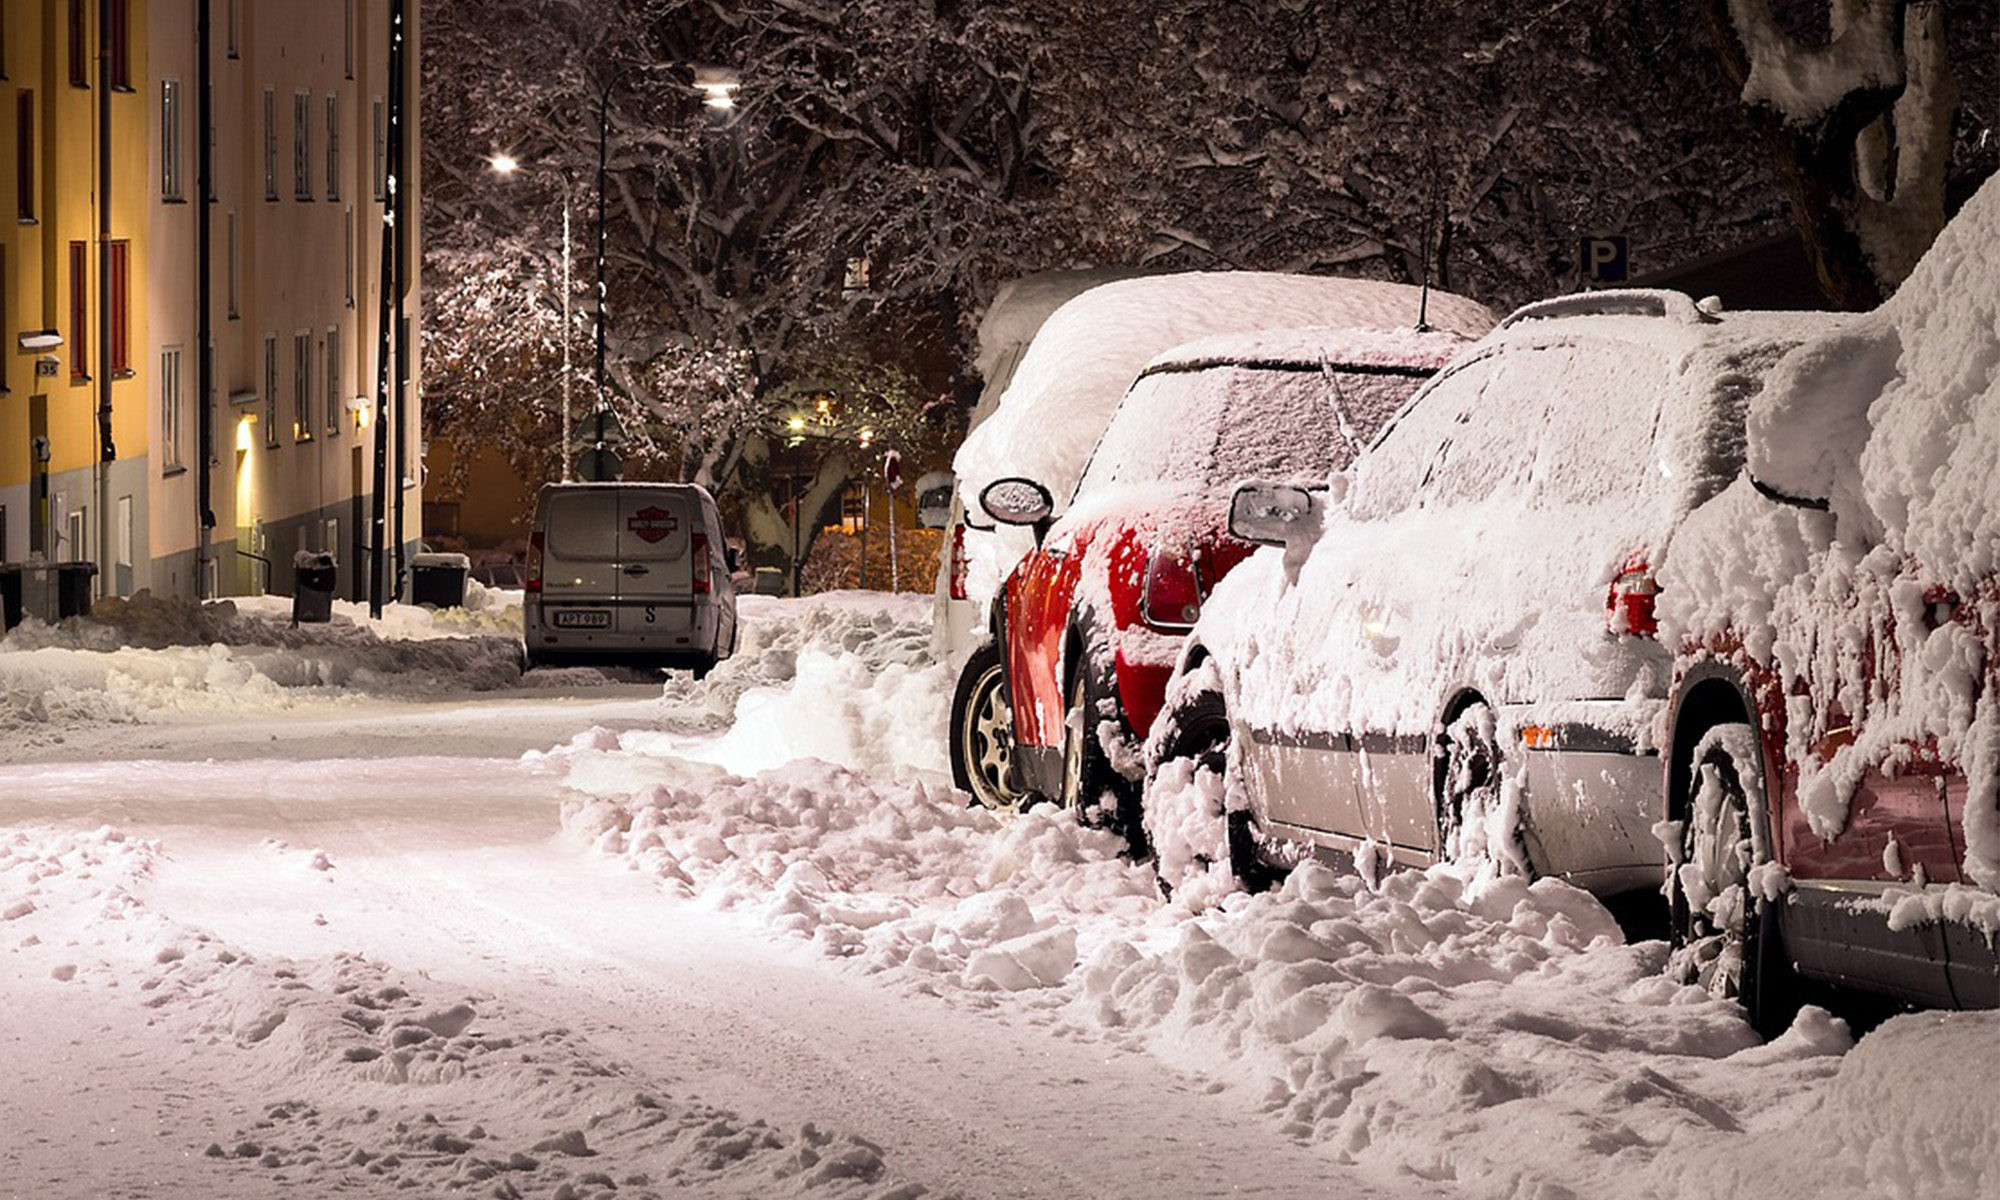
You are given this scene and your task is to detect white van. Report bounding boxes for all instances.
[524,482,738,676]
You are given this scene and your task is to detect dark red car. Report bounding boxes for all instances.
[974,326,1474,839]
[1657,176,2000,1030]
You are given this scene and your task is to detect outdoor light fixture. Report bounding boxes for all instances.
[787,416,807,432]
[693,66,741,110]
[347,395,372,428]
[18,330,64,350]
[235,414,257,452]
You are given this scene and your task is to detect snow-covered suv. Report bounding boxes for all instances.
[1146,290,1840,906]
[971,327,1475,836]
[1658,175,2000,1030]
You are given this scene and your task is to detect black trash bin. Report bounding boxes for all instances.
[52,561,97,619]
[408,552,471,609]
[293,551,338,624]
[0,563,22,631]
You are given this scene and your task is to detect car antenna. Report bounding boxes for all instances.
[1415,140,1441,333]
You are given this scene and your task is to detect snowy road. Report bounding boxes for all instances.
[5,592,2000,1200]
[0,682,1411,1200]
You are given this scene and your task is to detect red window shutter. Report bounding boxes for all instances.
[69,242,89,380]
[110,242,130,375]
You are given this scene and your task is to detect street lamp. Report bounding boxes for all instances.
[488,153,574,482]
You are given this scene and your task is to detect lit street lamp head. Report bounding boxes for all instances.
[488,153,521,176]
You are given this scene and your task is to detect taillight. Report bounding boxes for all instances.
[949,524,969,602]
[691,531,711,595]
[1142,551,1204,630]
[525,531,545,594]
[1607,554,1658,636]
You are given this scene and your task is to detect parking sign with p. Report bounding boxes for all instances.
[1580,234,1630,285]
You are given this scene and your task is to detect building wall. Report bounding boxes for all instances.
[146,0,422,603]
[2,0,152,583]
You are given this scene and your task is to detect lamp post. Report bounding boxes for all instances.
[489,154,574,482]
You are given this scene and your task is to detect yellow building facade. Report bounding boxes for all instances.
[3,0,420,605]
[1,0,152,587]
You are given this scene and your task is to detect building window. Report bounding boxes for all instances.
[0,248,7,393]
[294,91,312,200]
[345,206,356,306]
[263,88,277,200]
[69,242,89,381]
[326,326,343,435]
[109,0,132,90]
[294,331,313,440]
[204,81,217,201]
[325,94,341,201]
[161,346,186,471]
[263,336,279,447]
[227,0,240,59]
[345,0,356,80]
[227,210,241,318]
[69,0,89,88]
[161,79,184,201]
[109,240,131,376]
[372,98,386,202]
[17,92,35,221]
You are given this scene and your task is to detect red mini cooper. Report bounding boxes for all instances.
[973,325,1474,840]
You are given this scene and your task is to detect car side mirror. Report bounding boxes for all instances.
[979,477,1056,545]
[1229,481,1322,547]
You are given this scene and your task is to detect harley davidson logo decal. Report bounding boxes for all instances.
[628,506,680,544]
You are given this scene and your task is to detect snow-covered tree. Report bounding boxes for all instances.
[1698,0,1995,308]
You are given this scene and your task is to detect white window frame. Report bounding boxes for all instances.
[161,345,185,471]
[294,329,314,440]
[227,209,241,318]
[371,97,385,202]
[263,335,279,447]
[161,77,183,201]
[293,90,312,201]
[325,325,343,435]
[262,88,277,200]
[325,93,340,201]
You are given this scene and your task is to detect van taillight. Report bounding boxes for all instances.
[1607,555,1658,636]
[691,532,711,595]
[526,531,545,594]
[949,524,969,602]
[1142,551,1203,630]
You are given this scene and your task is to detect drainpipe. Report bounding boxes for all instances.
[97,0,118,595]
[196,0,215,597]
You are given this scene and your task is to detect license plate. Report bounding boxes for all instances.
[552,609,612,629]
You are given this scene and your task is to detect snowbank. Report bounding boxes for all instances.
[0,589,529,726]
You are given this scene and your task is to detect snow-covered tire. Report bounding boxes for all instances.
[1435,701,1532,875]
[950,642,1030,812]
[1666,722,1796,1037]
[1058,650,1142,852]
[1145,677,1286,900]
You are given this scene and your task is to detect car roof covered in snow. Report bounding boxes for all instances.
[953,271,1497,512]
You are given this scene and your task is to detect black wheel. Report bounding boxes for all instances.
[1436,701,1532,874]
[950,642,1030,811]
[1668,722,1797,1037]
[1145,683,1286,896]
[1058,650,1143,851]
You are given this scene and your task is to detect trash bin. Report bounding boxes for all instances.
[408,551,471,609]
[293,551,338,624]
[753,566,787,596]
[0,563,21,631]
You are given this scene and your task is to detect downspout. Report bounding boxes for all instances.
[369,0,405,616]
[97,0,118,595]
[390,0,409,590]
[196,0,215,597]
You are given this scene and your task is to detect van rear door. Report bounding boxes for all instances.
[541,488,623,628]
[616,488,696,635]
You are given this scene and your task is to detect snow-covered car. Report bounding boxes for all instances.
[946,271,1495,808]
[1657,175,2000,1030]
[1146,289,1843,906]
[966,327,1477,834]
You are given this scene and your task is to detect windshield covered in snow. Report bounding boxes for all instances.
[1076,362,1432,498]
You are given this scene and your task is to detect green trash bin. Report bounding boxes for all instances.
[293,551,338,624]
[408,552,471,609]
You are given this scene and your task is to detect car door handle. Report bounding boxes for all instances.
[623,564,650,577]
